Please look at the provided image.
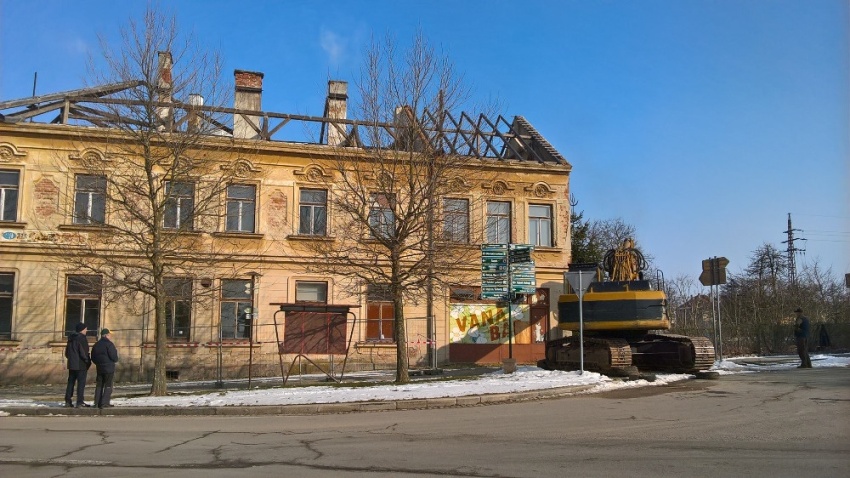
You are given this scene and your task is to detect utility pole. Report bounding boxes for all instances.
[782,213,806,286]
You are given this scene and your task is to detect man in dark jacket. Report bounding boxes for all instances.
[64,323,91,407]
[91,328,119,409]
[793,307,812,368]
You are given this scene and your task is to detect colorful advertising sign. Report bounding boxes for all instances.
[449,303,529,344]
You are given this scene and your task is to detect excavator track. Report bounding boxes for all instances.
[539,336,633,375]
[632,334,716,373]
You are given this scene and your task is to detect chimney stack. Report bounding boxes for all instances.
[233,70,264,139]
[156,51,173,130]
[187,93,204,133]
[325,80,348,146]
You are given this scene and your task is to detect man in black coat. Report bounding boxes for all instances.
[91,328,119,409]
[793,307,812,368]
[64,323,91,407]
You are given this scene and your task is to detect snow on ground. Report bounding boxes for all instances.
[1,354,847,409]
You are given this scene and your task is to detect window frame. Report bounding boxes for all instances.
[298,188,328,236]
[164,277,193,341]
[73,174,107,225]
[368,192,395,239]
[163,181,196,230]
[64,274,102,337]
[443,197,469,243]
[0,272,14,340]
[225,183,257,233]
[365,284,394,342]
[0,169,20,222]
[485,200,511,244]
[528,203,554,247]
[219,279,252,340]
[295,281,328,303]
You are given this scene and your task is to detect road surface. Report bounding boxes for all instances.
[0,367,847,477]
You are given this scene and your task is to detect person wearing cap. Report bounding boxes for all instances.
[793,308,812,368]
[91,328,119,409]
[64,322,92,407]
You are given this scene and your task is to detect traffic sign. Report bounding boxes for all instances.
[565,270,595,299]
[509,244,533,263]
[699,257,729,286]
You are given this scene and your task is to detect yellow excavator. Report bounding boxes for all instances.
[538,239,716,376]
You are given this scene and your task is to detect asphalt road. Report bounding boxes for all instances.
[0,367,847,477]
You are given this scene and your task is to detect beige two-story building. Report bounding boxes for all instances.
[0,58,572,385]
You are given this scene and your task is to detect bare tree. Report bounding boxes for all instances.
[299,33,493,383]
[568,205,656,271]
[50,8,244,395]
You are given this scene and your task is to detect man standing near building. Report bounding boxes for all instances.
[793,307,812,368]
[64,323,91,407]
[91,328,119,409]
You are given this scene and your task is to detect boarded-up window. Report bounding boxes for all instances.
[365,284,394,342]
[282,312,347,354]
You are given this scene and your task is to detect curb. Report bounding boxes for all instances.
[0,384,597,417]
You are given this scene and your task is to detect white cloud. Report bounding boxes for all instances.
[65,36,89,55]
[319,28,345,66]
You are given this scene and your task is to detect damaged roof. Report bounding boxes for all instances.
[0,79,569,166]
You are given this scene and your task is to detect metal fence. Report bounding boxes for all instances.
[0,315,436,385]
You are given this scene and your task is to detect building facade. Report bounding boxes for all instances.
[0,61,572,384]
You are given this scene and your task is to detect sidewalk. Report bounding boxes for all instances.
[2,365,604,416]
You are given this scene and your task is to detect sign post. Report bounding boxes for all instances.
[481,244,535,361]
[699,257,728,361]
[565,270,595,374]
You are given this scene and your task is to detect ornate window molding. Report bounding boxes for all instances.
[524,181,555,198]
[220,158,262,178]
[482,180,514,196]
[0,143,27,163]
[446,176,471,193]
[294,164,332,183]
[69,148,110,163]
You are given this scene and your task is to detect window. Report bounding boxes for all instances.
[486,201,511,244]
[226,184,256,232]
[295,281,328,303]
[366,284,394,342]
[443,198,469,243]
[529,204,553,247]
[368,192,395,239]
[0,273,13,339]
[165,278,192,340]
[220,279,252,340]
[299,188,327,236]
[65,275,101,337]
[0,170,19,222]
[164,181,195,230]
[73,175,106,225]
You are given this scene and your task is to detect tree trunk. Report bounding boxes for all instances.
[150,287,168,395]
[394,293,409,384]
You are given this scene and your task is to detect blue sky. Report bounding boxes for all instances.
[1,0,847,284]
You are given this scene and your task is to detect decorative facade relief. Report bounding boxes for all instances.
[0,142,28,162]
[482,179,514,196]
[69,148,109,163]
[294,164,331,183]
[221,158,262,178]
[446,176,471,193]
[524,181,554,198]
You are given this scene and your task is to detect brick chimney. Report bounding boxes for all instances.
[233,70,264,139]
[156,51,173,130]
[325,80,348,146]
